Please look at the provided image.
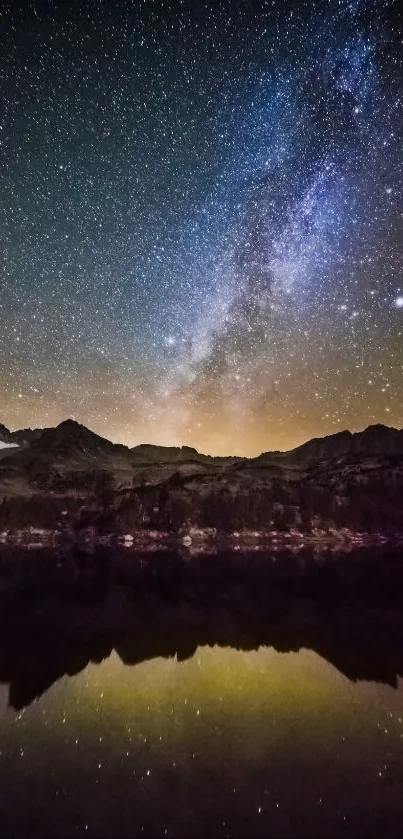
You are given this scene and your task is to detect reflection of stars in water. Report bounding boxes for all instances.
[0,648,403,835]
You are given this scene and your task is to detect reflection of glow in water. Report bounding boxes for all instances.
[0,646,402,837]
[67,646,401,744]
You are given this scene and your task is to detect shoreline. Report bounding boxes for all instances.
[0,526,400,552]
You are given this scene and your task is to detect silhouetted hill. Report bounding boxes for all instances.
[130,443,240,465]
[30,419,129,459]
[252,424,403,465]
[10,427,44,446]
[131,443,207,463]
[0,423,44,448]
[290,424,403,462]
[0,423,12,443]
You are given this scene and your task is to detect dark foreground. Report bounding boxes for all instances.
[0,545,403,837]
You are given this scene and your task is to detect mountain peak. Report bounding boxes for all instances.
[57,418,81,428]
[362,423,400,435]
[54,418,91,437]
[31,418,128,458]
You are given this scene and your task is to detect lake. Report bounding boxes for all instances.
[0,545,402,837]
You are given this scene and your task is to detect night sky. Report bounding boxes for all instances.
[1,0,402,455]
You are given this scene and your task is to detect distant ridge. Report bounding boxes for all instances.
[130,443,240,465]
[131,443,204,463]
[289,424,403,461]
[0,417,402,462]
[0,423,43,448]
[30,418,129,458]
[249,424,403,464]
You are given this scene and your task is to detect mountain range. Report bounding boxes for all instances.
[2,416,403,461]
[0,418,402,538]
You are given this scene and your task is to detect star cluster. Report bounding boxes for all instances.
[0,0,402,454]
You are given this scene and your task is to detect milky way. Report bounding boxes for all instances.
[0,0,402,454]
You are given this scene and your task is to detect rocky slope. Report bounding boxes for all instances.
[0,422,42,448]
[0,419,402,537]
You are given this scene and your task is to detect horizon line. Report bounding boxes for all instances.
[1,417,402,460]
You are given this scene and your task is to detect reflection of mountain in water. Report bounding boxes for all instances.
[0,546,403,710]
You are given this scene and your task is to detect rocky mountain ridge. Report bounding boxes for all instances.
[0,423,43,448]
[0,418,402,537]
[1,417,402,463]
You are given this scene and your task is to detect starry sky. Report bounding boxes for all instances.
[1,0,402,455]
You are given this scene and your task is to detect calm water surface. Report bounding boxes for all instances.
[0,546,402,837]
